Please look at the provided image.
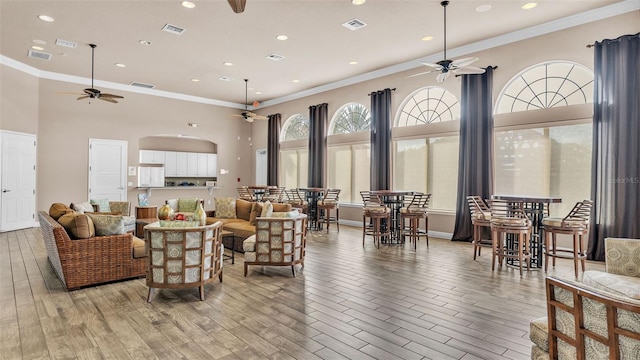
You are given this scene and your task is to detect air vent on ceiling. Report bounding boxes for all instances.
[129,82,155,89]
[162,23,185,35]
[219,76,233,81]
[55,39,77,48]
[342,18,367,30]
[28,49,52,60]
[265,53,285,61]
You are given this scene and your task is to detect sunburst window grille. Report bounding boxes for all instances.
[496,61,593,114]
[395,87,459,127]
[329,103,371,135]
[281,114,309,141]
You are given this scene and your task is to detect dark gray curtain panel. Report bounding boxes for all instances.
[588,33,640,260]
[370,88,393,190]
[267,113,281,186]
[452,67,495,242]
[308,103,328,188]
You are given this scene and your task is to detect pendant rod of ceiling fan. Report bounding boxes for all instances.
[244,78,248,110]
[442,1,448,60]
[89,43,96,89]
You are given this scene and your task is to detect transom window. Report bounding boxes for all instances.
[396,87,459,127]
[496,61,594,114]
[329,103,370,135]
[280,114,309,141]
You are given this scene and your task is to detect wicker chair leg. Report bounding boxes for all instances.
[199,285,205,301]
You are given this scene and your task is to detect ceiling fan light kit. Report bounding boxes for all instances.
[410,0,485,82]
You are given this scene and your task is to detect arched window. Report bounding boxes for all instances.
[329,103,370,135]
[396,87,459,127]
[496,61,593,114]
[280,114,309,141]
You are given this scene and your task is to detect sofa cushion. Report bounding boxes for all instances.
[178,198,198,213]
[215,197,237,219]
[90,198,111,212]
[250,202,263,225]
[49,203,72,220]
[58,212,96,239]
[261,200,274,217]
[223,222,256,239]
[243,234,257,252]
[582,270,640,300]
[206,217,244,226]
[87,213,126,236]
[71,201,94,214]
[529,317,549,352]
[272,203,292,212]
[132,236,146,258]
[236,199,253,221]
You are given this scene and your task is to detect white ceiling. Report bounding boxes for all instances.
[1,0,637,109]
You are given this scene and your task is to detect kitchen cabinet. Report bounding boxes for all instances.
[139,150,165,164]
[207,154,217,177]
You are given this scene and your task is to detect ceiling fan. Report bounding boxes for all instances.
[74,44,124,103]
[227,0,246,14]
[409,1,485,82]
[232,79,267,123]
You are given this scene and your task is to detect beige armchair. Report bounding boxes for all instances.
[243,215,307,277]
[145,221,224,301]
[530,238,640,359]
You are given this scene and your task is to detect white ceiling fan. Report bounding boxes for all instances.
[232,79,267,123]
[409,1,485,82]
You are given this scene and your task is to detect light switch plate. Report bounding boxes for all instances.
[128,166,136,176]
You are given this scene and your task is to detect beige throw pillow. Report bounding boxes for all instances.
[215,197,237,219]
[260,200,273,217]
[58,212,95,239]
[87,213,126,236]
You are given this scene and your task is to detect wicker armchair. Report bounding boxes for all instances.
[243,215,307,277]
[38,211,146,290]
[145,221,224,301]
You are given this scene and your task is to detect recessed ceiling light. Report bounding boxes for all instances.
[349,61,358,65]
[114,63,126,68]
[38,15,54,22]
[188,122,198,127]
[292,79,300,83]
[476,4,492,12]
[522,2,538,10]
[191,78,200,82]
[181,1,195,9]
[32,39,46,45]
[422,36,434,41]
[276,35,288,41]
[255,91,262,95]
[352,0,366,5]
[139,40,152,45]
[223,62,234,66]
[31,45,44,51]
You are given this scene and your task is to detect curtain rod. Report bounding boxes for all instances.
[454,65,498,78]
[368,88,396,96]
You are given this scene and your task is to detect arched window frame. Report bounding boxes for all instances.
[328,102,371,135]
[395,86,460,127]
[280,113,309,142]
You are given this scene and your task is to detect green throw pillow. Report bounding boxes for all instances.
[90,198,111,212]
[178,198,198,213]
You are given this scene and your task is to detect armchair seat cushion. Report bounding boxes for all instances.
[542,217,588,228]
[582,270,640,300]
[132,236,146,258]
[223,222,256,239]
[491,217,530,227]
[243,234,256,252]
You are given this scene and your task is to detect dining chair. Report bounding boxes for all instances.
[237,186,254,201]
[490,199,532,276]
[284,189,308,213]
[360,191,389,243]
[399,193,431,249]
[317,188,341,233]
[542,199,593,278]
[467,195,492,260]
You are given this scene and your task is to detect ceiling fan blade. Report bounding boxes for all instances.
[421,62,443,70]
[451,57,479,68]
[253,114,268,120]
[100,93,124,99]
[453,66,486,75]
[77,95,89,100]
[227,0,246,13]
[436,72,450,83]
[406,70,435,78]
[98,97,118,104]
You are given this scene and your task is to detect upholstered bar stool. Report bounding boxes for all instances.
[399,193,431,249]
[364,210,390,249]
[360,191,389,241]
[490,199,532,276]
[467,195,492,260]
[317,189,341,233]
[543,199,593,278]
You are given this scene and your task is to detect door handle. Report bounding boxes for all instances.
[2,189,10,193]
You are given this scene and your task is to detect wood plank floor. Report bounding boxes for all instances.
[1,225,604,360]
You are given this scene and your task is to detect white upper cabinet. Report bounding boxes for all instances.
[139,150,165,164]
[176,152,188,176]
[164,151,178,176]
[197,153,208,176]
[187,152,199,176]
[207,154,217,177]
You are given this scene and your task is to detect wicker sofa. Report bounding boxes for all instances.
[530,238,640,359]
[38,210,146,290]
[206,198,292,252]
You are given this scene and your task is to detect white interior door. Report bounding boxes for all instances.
[1,131,37,232]
[89,139,127,201]
[256,149,267,185]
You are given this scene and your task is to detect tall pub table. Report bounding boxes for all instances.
[491,195,562,268]
[369,190,415,244]
[298,187,326,230]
